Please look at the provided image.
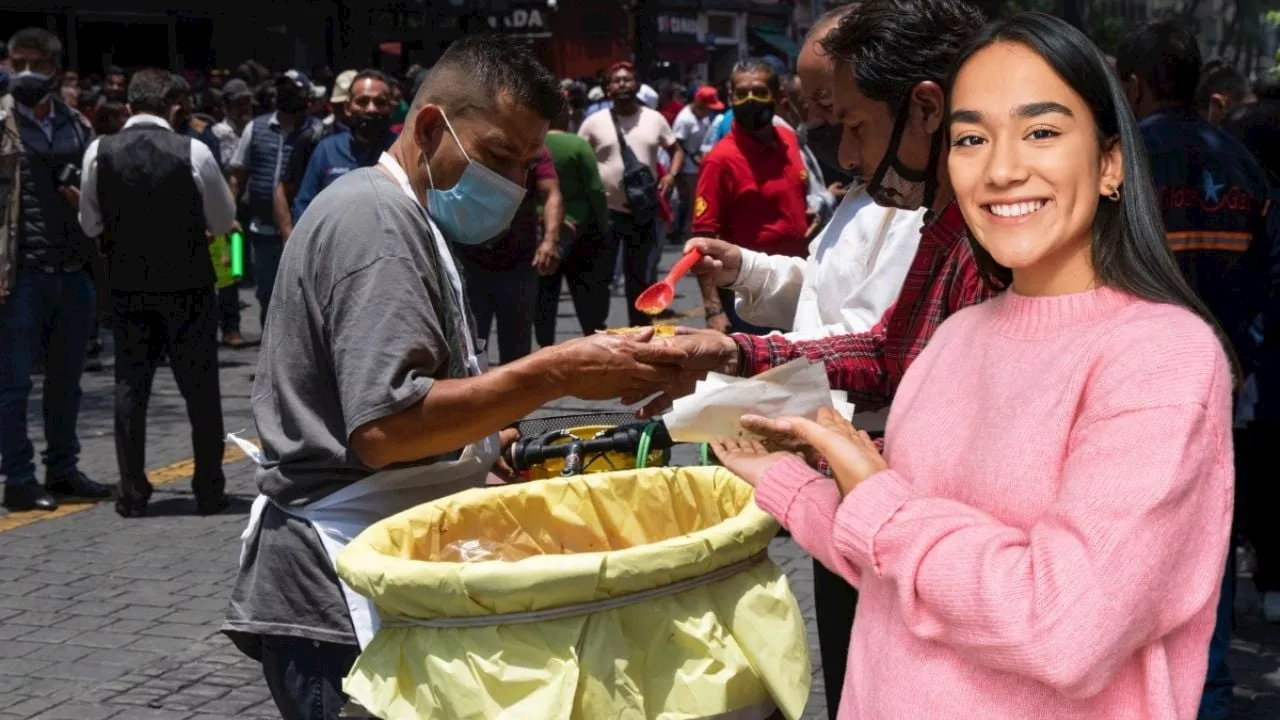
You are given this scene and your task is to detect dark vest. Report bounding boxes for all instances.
[246,113,317,226]
[97,123,212,292]
[16,100,90,270]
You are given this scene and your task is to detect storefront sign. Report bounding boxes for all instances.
[487,7,551,39]
[657,14,700,37]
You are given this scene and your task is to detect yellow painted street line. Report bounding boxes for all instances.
[0,441,253,533]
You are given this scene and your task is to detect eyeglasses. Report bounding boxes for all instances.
[731,87,773,105]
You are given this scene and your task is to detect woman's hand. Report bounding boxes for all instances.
[708,436,798,488]
[741,407,887,496]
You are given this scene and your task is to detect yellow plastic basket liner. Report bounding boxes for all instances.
[336,466,810,720]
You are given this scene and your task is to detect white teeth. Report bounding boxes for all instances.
[988,200,1045,218]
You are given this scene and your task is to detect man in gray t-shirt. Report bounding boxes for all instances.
[223,37,684,720]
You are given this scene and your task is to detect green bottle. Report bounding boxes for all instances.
[230,229,245,279]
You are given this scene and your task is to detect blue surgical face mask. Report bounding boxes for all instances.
[424,111,526,246]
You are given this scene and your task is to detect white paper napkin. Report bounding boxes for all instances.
[665,358,855,443]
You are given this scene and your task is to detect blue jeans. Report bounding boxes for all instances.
[0,267,95,486]
[251,233,284,329]
[259,635,359,720]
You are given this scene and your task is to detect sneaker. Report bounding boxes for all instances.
[1263,591,1280,623]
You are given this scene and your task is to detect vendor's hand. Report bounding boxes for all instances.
[741,407,887,495]
[532,239,560,276]
[490,427,523,483]
[635,327,739,418]
[658,173,676,197]
[709,436,797,488]
[684,237,742,288]
[58,185,81,207]
[828,182,848,200]
[551,329,687,403]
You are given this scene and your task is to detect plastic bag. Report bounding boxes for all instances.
[438,538,535,563]
[225,430,267,466]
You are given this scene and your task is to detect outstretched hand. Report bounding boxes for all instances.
[708,436,798,488]
[740,406,887,496]
[553,328,685,402]
[634,326,740,418]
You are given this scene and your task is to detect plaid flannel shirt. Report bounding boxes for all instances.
[732,201,995,412]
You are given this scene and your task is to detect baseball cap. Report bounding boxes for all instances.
[331,69,358,103]
[694,85,725,111]
[279,69,311,93]
[637,83,659,109]
[221,79,252,101]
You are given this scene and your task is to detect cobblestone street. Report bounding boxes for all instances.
[1,248,1277,719]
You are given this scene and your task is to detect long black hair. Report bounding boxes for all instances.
[946,12,1237,376]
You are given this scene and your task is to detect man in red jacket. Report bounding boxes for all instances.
[693,57,811,334]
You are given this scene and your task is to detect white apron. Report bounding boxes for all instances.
[237,152,498,650]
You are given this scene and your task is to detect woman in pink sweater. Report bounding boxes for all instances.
[713,13,1236,720]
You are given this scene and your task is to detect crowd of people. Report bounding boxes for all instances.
[0,1,1277,718]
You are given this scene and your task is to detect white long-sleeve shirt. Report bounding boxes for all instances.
[731,185,925,340]
[80,114,237,238]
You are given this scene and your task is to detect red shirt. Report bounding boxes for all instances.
[733,202,996,411]
[692,123,810,258]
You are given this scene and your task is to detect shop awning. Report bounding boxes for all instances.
[750,27,799,59]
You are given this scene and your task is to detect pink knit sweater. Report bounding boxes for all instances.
[754,287,1234,720]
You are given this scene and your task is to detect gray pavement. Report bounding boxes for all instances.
[0,246,1277,719]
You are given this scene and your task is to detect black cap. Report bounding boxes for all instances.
[277,69,311,95]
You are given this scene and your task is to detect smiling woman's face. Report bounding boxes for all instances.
[948,41,1123,295]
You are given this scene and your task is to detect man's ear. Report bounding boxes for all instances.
[1208,93,1230,123]
[912,81,946,134]
[413,103,444,160]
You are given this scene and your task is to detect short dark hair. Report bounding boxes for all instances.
[731,57,782,97]
[1195,59,1249,112]
[127,68,181,115]
[8,28,62,66]
[170,73,191,98]
[94,101,128,135]
[804,4,856,44]
[348,68,393,97]
[821,0,985,108]
[104,64,125,78]
[254,81,277,112]
[415,34,561,122]
[1116,20,1201,106]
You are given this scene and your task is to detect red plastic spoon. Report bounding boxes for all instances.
[634,250,703,317]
